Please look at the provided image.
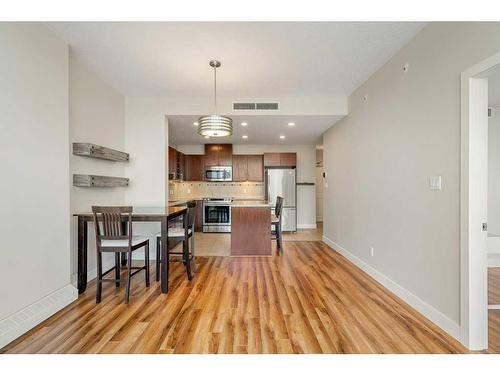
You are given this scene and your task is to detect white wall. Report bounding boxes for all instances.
[176,144,317,228]
[124,98,169,258]
[322,22,500,336]
[0,23,76,347]
[69,54,126,281]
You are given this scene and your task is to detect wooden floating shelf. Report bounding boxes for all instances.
[73,174,129,188]
[73,143,129,162]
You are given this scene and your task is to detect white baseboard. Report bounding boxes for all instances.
[0,284,78,349]
[297,223,318,229]
[322,235,460,341]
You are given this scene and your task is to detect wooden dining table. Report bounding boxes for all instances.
[73,205,187,295]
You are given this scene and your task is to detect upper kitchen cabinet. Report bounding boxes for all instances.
[232,154,263,182]
[232,155,248,182]
[185,154,204,181]
[204,144,233,167]
[177,151,185,180]
[168,147,178,175]
[263,152,280,167]
[168,147,186,180]
[247,155,264,181]
[264,152,297,167]
[280,152,297,167]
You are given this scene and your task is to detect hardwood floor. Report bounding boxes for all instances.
[488,268,500,353]
[1,241,465,354]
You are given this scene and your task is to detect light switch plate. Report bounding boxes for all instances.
[429,176,442,190]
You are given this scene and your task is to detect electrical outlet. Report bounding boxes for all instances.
[370,246,375,257]
[187,188,191,194]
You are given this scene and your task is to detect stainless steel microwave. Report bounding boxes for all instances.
[205,166,232,182]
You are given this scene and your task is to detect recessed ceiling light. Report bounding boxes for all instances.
[279,135,286,139]
[288,122,295,126]
[241,122,248,126]
[193,122,199,126]
[204,135,210,139]
[242,135,248,139]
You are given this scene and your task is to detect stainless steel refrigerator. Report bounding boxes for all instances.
[265,168,297,232]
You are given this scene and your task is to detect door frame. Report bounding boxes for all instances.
[460,51,500,350]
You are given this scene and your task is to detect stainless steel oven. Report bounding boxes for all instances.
[205,166,232,182]
[202,198,232,232]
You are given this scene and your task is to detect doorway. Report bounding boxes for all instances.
[461,51,500,351]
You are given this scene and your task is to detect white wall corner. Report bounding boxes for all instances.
[0,284,78,349]
[322,235,461,342]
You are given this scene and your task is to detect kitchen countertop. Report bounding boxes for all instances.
[168,199,193,207]
[230,200,272,208]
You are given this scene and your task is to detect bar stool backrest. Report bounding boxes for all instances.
[184,201,197,231]
[92,206,132,243]
[275,196,284,219]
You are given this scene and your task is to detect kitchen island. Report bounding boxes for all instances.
[230,200,272,256]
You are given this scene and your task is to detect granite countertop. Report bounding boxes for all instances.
[230,200,272,208]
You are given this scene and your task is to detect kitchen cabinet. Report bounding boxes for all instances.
[247,155,264,181]
[168,147,186,180]
[280,153,297,167]
[232,154,264,182]
[168,147,177,175]
[204,144,233,167]
[232,155,248,182]
[218,144,233,166]
[264,152,296,167]
[177,152,185,180]
[185,155,204,181]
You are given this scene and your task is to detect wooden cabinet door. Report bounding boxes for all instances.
[280,152,297,167]
[194,200,203,232]
[177,152,185,180]
[264,153,280,167]
[247,155,264,181]
[185,155,204,181]
[218,144,233,166]
[232,155,248,182]
[204,144,219,167]
[168,147,177,175]
[204,144,233,166]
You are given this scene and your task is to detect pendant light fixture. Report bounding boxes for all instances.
[197,60,233,138]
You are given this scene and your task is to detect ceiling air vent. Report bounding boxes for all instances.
[233,102,279,111]
[256,102,279,110]
[233,103,256,110]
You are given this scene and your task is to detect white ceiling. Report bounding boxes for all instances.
[46,22,425,97]
[168,115,342,145]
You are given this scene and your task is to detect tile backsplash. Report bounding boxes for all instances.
[169,181,264,200]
